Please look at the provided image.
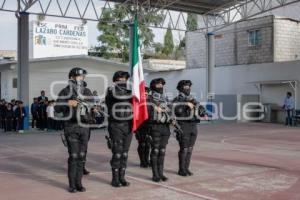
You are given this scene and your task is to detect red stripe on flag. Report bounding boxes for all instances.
[132,81,148,132]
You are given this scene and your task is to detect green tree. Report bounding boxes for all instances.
[162,25,174,56]
[154,42,163,54]
[97,4,164,62]
[186,13,198,31]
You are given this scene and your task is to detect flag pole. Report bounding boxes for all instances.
[129,22,134,75]
[129,0,138,75]
[135,0,138,16]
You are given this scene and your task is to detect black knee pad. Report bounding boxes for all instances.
[113,139,123,145]
[78,151,86,161]
[152,148,159,156]
[180,147,189,154]
[159,148,166,156]
[71,153,78,159]
[122,152,128,159]
[188,147,193,153]
[69,153,78,162]
[113,153,122,160]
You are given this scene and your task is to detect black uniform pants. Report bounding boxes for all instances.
[17,118,24,131]
[32,115,38,128]
[64,122,90,188]
[177,122,198,171]
[83,129,91,170]
[135,128,151,165]
[38,116,47,130]
[108,121,133,170]
[149,124,171,177]
[178,122,198,149]
[4,118,13,132]
[1,118,5,129]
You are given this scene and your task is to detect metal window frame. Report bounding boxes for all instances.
[248,29,262,47]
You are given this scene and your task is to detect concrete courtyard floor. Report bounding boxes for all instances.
[0,122,300,200]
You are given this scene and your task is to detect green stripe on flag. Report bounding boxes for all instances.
[131,16,139,69]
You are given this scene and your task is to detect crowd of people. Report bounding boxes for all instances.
[0,99,27,133]
[0,90,104,134]
[30,90,64,131]
[0,90,64,133]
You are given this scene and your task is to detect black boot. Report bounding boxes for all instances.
[186,148,193,176]
[68,158,77,193]
[68,177,77,193]
[138,143,148,168]
[75,181,86,192]
[75,160,86,192]
[68,187,77,193]
[158,164,168,182]
[178,149,188,176]
[75,177,86,193]
[111,168,122,187]
[119,168,130,186]
[158,151,168,182]
[68,176,77,193]
[151,153,160,182]
[145,143,151,168]
[76,186,86,192]
[83,167,90,175]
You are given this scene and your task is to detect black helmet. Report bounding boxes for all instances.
[176,80,192,91]
[150,78,165,90]
[112,71,130,82]
[68,67,87,79]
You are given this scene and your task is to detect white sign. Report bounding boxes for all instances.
[30,21,88,58]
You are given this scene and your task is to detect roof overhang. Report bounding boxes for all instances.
[109,0,240,14]
[0,56,128,70]
[0,61,17,70]
[29,55,128,68]
[248,80,298,85]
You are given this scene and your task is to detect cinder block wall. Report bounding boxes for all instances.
[186,15,300,69]
[274,18,300,62]
[215,25,237,66]
[236,16,274,65]
[186,32,207,69]
[186,16,275,68]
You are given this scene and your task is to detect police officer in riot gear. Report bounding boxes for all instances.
[147,78,171,182]
[135,87,151,168]
[55,67,93,193]
[105,71,133,187]
[173,80,204,176]
[67,70,91,176]
[83,130,91,175]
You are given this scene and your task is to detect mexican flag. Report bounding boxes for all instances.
[131,16,148,132]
